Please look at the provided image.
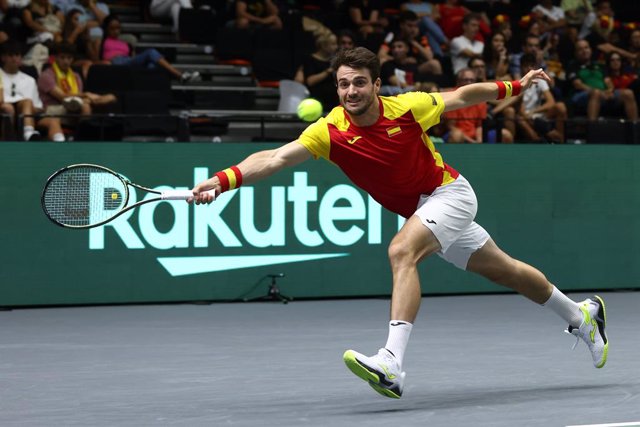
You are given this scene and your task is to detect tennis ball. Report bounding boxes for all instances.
[297,98,323,122]
[111,192,118,200]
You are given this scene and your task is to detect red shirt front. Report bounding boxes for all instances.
[298,92,459,218]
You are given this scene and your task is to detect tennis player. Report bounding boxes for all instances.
[190,47,608,399]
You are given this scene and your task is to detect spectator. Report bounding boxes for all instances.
[338,29,357,50]
[379,10,441,76]
[531,0,567,35]
[628,29,640,73]
[37,42,116,122]
[234,0,282,30]
[482,31,512,80]
[516,53,568,142]
[1,0,29,42]
[469,55,518,142]
[450,13,484,74]
[437,0,490,42]
[443,68,513,143]
[582,1,637,63]
[294,32,339,111]
[62,8,96,71]
[149,0,192,33]
[0,41,65,141]
[22,0,64,45]
[509,34,545,79]
[493,15,516,52]
[346,0,385,39]
[605,51,640,110]
[400,0,449,58]
[379,37,419,95]
[567,39,637,121]
[560,0,593,40]
[100,15,200,82]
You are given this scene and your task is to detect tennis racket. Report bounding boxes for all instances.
[41,163,216,229]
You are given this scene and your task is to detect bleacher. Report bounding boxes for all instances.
[71,0,311,142]
[6,0,640,143]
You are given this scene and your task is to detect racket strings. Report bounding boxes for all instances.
[43,167,126,226]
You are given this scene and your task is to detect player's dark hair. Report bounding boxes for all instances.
[330,47,380,83]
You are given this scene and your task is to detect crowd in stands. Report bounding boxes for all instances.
[0,0,639,142]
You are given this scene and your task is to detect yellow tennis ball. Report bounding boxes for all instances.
[111,192,118,200]
[297,98,323,122]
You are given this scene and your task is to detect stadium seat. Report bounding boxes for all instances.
[178,8,218,44]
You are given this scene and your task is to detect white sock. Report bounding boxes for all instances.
[542,285,583,327]
[23,125,35,140]
[384,320,412,368]
[52,132,65,142]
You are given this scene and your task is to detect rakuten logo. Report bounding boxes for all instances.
[88,169,403,276]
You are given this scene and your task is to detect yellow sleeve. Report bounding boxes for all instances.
[297,117,331,160]
[401,91,445,132]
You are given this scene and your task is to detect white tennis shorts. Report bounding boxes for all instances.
[413,175,490,270]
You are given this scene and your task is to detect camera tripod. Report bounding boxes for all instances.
[255,273,292,304]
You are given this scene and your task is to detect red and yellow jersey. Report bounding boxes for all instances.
[298,91,459,218]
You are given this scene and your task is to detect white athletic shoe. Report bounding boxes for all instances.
[566,295,608,368]
[180,71,201,83]
[343,348,406,398]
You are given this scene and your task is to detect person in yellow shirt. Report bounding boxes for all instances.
[37,42,116,121]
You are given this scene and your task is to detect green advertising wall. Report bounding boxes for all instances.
[1,142,639,307]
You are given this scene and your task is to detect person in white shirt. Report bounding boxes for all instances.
[516,53,567,142]
[0,41,64,141]
[450,13,484,74]
[532,0,567,33]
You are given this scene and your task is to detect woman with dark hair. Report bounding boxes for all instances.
[606,51,640,109]
[22,0,64,45]
[99,15,200,82]
[482,31,511,80]
[62,8,96,71]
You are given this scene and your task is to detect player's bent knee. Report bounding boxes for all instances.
[387,239,413,266]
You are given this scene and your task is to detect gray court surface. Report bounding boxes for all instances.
[1,291,639,427]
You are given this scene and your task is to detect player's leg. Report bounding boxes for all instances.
[343,217,441,398]
[465,238,608,368]
[344,177,478,398]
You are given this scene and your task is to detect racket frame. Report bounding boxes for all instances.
[42,163,176,229]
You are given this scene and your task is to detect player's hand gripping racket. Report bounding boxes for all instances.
[41,163,216,229]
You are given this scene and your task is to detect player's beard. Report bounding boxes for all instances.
[342,91,376,116]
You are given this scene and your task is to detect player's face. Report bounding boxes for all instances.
[336,66,380,117]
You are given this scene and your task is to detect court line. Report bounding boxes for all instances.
[566,422,640,427]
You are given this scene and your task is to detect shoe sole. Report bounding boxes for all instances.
[343,350,401,399]
[593,295,608,368]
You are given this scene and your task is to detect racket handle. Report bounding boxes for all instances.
[160,189,216,200]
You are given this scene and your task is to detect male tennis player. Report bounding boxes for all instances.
[190,47,608,399]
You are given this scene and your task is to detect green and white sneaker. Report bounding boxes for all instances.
[566,295,608,368]
[343,348,406,398]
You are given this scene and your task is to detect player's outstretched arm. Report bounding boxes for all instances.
[441,68,552,112]
[190,140,312,204]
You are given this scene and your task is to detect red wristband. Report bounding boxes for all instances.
[496,81,507,100]
[215,166,243,193]
[230,166,243,188]
[511,80,522,97]
[215,170,230,192]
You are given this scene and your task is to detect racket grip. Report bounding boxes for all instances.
[161,189,216,200]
